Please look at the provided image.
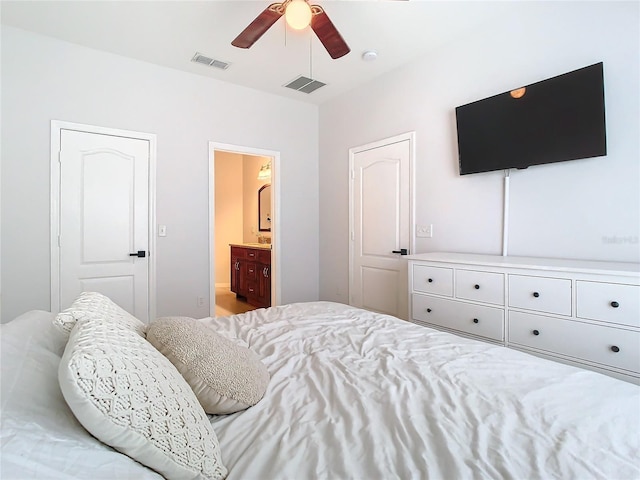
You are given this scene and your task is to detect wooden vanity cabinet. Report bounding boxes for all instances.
[230,245,271,308]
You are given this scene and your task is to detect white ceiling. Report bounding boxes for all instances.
[1,1,523,105]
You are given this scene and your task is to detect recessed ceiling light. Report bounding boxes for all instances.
[362,50,378,61]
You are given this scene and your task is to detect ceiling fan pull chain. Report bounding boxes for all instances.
[309,33,313,79]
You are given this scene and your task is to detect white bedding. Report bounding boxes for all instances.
[2,302,639,479]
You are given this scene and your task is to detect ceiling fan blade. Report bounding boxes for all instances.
[310,8,350,59]
[232,3,284,49]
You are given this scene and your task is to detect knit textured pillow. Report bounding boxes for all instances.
[53,291,146,338]
[147,317,270,415]
[58,317,227,480]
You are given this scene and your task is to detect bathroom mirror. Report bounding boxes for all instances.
[258,184,271,232]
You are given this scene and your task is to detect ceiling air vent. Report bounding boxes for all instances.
[191,52,230,70]
[284,75,326,94]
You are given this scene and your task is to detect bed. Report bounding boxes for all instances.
[2,301,639,479]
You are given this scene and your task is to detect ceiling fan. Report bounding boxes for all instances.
[231,0,350,59]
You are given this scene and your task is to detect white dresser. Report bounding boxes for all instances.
[407,252,640,383]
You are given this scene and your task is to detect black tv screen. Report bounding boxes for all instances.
[455,62,607,175]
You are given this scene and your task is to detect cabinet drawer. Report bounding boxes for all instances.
[412,265,453,296]
[508,275,571,316]
[412,294,504,341]
[508,311,639,374]
[455,270,504,305]
[245,248,260,260]
[245,281,259,297]
[577,281,640,328]
[245,262,259,281]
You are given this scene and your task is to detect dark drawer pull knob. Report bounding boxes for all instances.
[610,301,619,308]
[474,284,480,290]
[426,308,432,313]
[611,345,620,353]
[532,329,540,336]
[532,292,540,298]
[472,318,479,324]
[427,278,433,283]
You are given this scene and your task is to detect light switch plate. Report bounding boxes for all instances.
[158,225,167,237]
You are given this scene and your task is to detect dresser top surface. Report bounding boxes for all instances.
[406,252,640,276]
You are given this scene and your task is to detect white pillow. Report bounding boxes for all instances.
[53,291,146,338]
[147,317,270,415]
[58,316,227,480]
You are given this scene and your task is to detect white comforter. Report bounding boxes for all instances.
[2,302,639,479]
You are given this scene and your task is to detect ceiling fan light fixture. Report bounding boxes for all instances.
[285,0,312,30]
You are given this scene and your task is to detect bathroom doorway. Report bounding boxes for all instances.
[208,142,280,317]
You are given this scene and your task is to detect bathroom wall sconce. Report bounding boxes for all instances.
[257,161,272,180]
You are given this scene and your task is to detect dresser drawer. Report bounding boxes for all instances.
[412,265,453,296]
[455,270,504,305]
[577,281,640,328]
[508,275,571,316]
[412,294,504,341]
[509,311,639,374]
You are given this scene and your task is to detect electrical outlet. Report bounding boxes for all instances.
[416,224,433,238]
[197,296,205,307]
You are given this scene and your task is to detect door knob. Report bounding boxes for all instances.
[129,250,146,258]
[392,249,408,255]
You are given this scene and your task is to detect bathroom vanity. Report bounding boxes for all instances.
[230,244,271,308]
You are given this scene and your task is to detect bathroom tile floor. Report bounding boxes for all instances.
[215,287,256,317]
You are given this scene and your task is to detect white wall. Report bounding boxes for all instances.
[214,151,244,287]
[1,26,320,322]
[318,2,639,303]
[242,155,270,243]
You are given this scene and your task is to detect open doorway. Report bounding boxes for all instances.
[208,142,280,317]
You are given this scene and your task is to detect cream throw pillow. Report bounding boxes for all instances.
[59,316,227,480]
[53,291,146,339]
[147,317,270,415]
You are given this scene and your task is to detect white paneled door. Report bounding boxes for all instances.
[55,126,152,320]
[350,133,414,320]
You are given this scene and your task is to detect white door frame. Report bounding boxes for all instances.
[208,142,281,316]
[348,131,416,309]
[50,120,157,320]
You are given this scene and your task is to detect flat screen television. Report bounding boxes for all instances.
[455,62,606,175]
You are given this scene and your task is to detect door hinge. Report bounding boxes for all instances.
[58,151,62,163]
[351,231,355,241]
[350,170,355,180]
